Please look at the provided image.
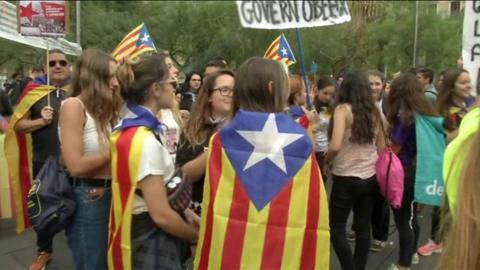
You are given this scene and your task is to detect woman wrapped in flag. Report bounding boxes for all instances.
[194,57,330,270]
[108,54,199,270]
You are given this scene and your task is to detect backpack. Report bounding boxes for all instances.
[376,147,404,208]
[375,119,404,208]
[27,156,76,234]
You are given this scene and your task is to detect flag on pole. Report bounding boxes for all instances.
[112,23,156,61]
[194,110,329,270]
[264,34,296,66]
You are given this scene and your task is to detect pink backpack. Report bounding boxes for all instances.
[376,147,404,209]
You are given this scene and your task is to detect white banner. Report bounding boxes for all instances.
[462,0,480,95]
[236,0,351,29]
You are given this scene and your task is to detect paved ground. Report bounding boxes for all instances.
[0,179,440,270]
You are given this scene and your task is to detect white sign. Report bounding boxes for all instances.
[462,0,480,95]
[236,0,351,29]
[0,1,81,55]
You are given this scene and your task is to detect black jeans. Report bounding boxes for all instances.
[33,161,55,253]
[430,206,441,243]
[371,191,390,241]
[330,174,378,270]
[392,165,420,267]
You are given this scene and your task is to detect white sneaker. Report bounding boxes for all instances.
[387,264,399,270]
[387,264,410,270]
[411,253,419,265]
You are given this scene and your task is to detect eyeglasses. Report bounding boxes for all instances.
[49,60,68,67]
[212,86,233,96]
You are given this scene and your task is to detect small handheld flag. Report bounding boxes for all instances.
[112,23,157,61]
[264,34,296,66]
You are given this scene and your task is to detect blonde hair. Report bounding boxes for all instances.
[439,124,480,269]
[71,49,121,146]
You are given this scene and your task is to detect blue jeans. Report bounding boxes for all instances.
[66,185,111,270]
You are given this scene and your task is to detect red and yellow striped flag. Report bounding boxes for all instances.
[4,78,61,234]
[194,110,330,270]
[111,23,157,61]
[108,126,150,270]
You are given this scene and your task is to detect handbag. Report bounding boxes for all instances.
[165,169,192,212]
[375,118,405,209]
[136,169,192,213]
[27,156,76,234]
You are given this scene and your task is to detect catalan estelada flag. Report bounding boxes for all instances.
[287,105,315,141]
[108,104,162,270]
[264,33,296,66]
[4,75,69,234]
[112,23,157,61]
[194,110,330,270]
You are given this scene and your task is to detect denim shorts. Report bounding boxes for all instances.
[66,185,111,270]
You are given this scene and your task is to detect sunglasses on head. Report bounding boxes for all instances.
[49,60,68,67]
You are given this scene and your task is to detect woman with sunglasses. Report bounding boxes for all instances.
[108,54,198,270]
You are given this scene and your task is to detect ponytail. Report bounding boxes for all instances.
[117,54,169,105]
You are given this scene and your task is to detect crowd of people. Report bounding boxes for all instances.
[0,47,479,270]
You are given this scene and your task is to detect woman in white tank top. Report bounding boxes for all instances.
[325,70,386,270]
[58,49,121,270]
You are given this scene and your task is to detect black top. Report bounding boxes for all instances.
[30,88,67,163]
[179,92,197,111]
[176,132,209,204]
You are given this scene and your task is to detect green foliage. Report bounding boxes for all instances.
[1,1,464,80]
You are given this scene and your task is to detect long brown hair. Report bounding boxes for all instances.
[71,49,121,144]
[329,70,381,144]
[436,68,468,131]
[439,125,480,270]
[387,72,438,126]
[233,57,289,114]
[184,70,235,146]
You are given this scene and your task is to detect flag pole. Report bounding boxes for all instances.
[45,38,50,107]
[295,28,312,110]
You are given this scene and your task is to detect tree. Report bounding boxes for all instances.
[0,1,464,80]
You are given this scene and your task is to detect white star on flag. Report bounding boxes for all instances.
[140,33,150,43]
[281,47,288,56]
[236,114,304,173]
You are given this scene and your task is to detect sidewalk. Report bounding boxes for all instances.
[0,209,440,270]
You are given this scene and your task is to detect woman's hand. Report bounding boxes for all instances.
[184,208,201,228]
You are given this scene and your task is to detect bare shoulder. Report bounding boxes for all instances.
[60,97,84,114]
[334,103,350,116]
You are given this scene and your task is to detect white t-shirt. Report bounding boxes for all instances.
[314,111,330,153]
[132,132,175,215]
[159,109,181,161]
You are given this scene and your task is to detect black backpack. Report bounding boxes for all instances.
[27,156,76,234]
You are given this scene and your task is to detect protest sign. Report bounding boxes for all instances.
[17,1,68,37]
[462,0,480,94]
[236,0,351,29]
